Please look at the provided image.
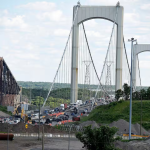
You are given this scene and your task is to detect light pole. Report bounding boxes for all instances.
[128,38,137,140]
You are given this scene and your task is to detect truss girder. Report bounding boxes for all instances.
[0,58,20,97]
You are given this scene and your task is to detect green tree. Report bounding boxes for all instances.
[115,89,123,101]
[146,87,150,100]
[140,89,147,100]
[31,96,44,106]
[123,83,130,100]
[76,125,121,150]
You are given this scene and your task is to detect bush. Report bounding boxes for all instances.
[76,125,121,150]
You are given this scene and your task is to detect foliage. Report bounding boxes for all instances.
[116,83,150,101]
[81,100,150,130]
[0,105,12,115]
[123,83,130,100]
[31,96,44,106]
[31,96,70,108]
[115,89,123,100]
[76,125,121,150]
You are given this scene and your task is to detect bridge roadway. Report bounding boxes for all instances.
[51,101,105,126]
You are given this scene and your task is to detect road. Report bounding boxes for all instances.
[0,137,85,150]
[50,101,104,126]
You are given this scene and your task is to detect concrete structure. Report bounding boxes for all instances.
[71,3,124,103]
[133,44,150,88]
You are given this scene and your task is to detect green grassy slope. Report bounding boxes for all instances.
[81,100,150,130]
[0,106,12,116]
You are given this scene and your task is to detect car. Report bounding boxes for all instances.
[45,118,52,124]
[72,116,80,121]
[32,120,36,124]
[65,114,69,118]
[71,112,75,116]
[56,118,63,122]
[52,117,57,121]
[54,108,59,112]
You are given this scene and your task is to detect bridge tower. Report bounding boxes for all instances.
[133,44,150,89]
[71,3,124,103]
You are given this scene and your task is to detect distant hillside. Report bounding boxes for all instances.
[17,81,102,90]
[17,81,52,90]
[18,81,149,92]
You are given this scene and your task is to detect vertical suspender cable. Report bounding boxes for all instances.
[82,23,109,97]
[94,5,119,99]
[42,4,80,107]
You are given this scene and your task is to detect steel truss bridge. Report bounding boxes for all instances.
[0,57,20,106]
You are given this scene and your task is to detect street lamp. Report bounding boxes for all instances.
[128,38,137,140]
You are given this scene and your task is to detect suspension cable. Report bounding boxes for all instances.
[43,4,80,107]
[94,5,119,99]
[82,23,109,97]
[123,37,131,74]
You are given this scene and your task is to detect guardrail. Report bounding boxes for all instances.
[13,133,76,138]
[60,125,85,132]
[123,134,149,138]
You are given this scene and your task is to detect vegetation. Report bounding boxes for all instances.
[116,83,150,101]
[81,100,150,130]
[31,96,70,108]
[76,125,121,150]
[22,87,104,109]
[0,105,12,115]
[22,87,104,100]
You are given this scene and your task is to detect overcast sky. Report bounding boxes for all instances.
[0,0,150,86]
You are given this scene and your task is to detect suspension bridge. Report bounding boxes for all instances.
[42,2,148,107]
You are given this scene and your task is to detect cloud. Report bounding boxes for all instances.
[124,13,140,25]
[88,0,139,5]
[37,10,65,22]
[54,29,69,36]
[2,9,8,15]
[141,4,150,10]
[18,1,55,11]
[18,2,67,22]
[0,15,28,29]
[139,61,150,69]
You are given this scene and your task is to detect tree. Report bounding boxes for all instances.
[76,125,121,150]
[132,91,140,100]
[146,87,150,100]
[140,89,147,100]
[123,83,130,100]
[115,89,123,101]
[31,96,44,106]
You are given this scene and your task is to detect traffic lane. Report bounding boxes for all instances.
[0,137,85,150]
[29,138,84,150]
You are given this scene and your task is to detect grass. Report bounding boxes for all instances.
[0,105,12,116]
[81,100,150,130]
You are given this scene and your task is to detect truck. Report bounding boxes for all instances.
[76,100,83,105]
[60,103,67,110]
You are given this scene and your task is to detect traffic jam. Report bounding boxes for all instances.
[0,98,114,126]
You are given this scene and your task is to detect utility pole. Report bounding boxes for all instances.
[82,61,91,101]
[7,123,9,150]
[38,87,42,140]
[105,61,113,100]
[128,38,137,140]
[42,125,44,150]
[38,96,40,140]
[30,86,31,104]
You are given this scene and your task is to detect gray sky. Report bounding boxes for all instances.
[0,0,150,86]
